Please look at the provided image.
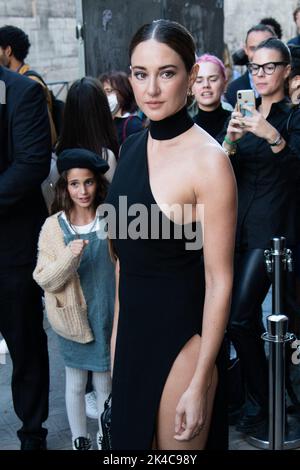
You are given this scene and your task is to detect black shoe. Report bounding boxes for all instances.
[236,412,267,434]
[20,437,47,450]
[72,435,92,450]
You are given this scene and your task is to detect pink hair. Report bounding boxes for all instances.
[196,54,226,80]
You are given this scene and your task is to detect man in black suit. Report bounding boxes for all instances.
[225,24,275,107]
[0,66,51,449]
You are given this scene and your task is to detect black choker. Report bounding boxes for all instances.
[149,106,194,140]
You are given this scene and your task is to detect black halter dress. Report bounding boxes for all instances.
[105,106,228,450]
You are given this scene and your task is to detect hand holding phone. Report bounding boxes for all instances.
[237,89,255,117]
[235,89,280,142]
[290,77,300,104]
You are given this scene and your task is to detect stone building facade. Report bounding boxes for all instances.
[0,0,300,89]
[225,0,300,53]
[0,0,78,97]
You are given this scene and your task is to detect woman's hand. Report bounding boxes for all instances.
[239,105,279,143]
[174,386,208,441]
[290,77,300,105]
[68,239,89,256]
[226,109,248,142]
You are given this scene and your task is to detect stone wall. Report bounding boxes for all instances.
[1,0,300,90]
[0,0,79,97]
[224,0,300,53]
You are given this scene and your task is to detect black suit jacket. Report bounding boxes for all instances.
[0,66,51,267]
[224,72,251,108]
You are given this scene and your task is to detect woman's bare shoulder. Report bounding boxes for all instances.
[181,127,236,201]
[187,126,230,172]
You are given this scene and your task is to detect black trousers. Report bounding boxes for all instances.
[227,249,270,415]
[0,265,49,442]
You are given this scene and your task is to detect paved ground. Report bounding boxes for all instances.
[0,289,299,451]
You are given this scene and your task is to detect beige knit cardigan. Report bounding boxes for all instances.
[33,213,94,343]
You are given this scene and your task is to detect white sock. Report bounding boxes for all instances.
[92,371,111,431]
[65,366,88,441]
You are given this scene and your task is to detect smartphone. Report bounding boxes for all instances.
[237,89,255,117]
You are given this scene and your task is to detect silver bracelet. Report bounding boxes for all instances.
[269,133,282,147]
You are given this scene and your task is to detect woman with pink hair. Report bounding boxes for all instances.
[192,54,231,139]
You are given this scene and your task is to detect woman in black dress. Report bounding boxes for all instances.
[106,20,237,450]
[222,38,300,433]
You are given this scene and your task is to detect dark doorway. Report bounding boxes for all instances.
[81,0,224,76]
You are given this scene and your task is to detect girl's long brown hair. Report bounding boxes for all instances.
[51,170,108,219]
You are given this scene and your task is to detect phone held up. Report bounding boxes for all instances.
[237,89,255,117]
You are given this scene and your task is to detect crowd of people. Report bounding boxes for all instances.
[1,7,300,452]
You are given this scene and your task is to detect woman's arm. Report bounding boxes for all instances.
[223,106,290,156]
[192,147,237,388]
[175,143,237,441]
[222,108,247,156]
[105,149,117,183]
[238,105,287,154]
[110,258,120,376]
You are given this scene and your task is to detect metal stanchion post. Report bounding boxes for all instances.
[266,314,288,450]
[246,237,300,449]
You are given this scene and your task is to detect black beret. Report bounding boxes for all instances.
[57,148,109,175]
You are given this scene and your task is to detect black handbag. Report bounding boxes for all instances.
[100,393,112,450]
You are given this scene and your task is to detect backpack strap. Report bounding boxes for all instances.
[23,69,47,87]
[122,115,134,142]
[23,69,57,145]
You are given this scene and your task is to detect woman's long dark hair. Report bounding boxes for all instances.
[56,77,119,158]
